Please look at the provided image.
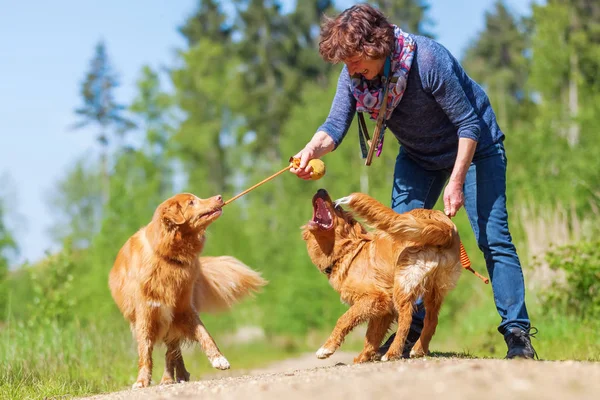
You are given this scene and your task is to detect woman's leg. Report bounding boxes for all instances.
[462,142,531,336]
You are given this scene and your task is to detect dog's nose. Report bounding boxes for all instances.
[215,195,223,204]
[317,188,328,195]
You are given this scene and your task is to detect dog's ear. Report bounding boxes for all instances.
[161,200,186,225]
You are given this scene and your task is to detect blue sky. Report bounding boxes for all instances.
[0,0,535,265]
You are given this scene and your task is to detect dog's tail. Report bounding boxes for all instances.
[336,193,455,247]
[193,256,267,313]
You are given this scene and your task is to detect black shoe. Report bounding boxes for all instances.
[505,327,538,359]
[377,327,421,359]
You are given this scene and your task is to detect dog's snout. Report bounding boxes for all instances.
[317,188,328,195]
[214,195,223,205]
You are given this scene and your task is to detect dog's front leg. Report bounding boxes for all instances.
[160,341,190,384]
[317,301,371,359]
[132,316,160,388]
[184,314,230,370]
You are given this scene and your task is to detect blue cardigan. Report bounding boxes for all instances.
[317,34,504,170]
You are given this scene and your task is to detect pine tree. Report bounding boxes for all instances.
[462,0,531,130]
[72,41,136,201]
[368,0,434,36]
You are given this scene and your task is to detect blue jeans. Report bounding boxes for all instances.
[391,142,530,337]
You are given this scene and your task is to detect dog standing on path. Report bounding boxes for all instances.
[109,193,266,388]
[302,189,462,363]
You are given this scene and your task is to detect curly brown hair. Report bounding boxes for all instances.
[319,4,395,63]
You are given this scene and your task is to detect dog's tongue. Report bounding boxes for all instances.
[312,198,332,228]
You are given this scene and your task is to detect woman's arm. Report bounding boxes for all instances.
[291,66,356,180]
[420,41,483,215]
[444,137,477,217]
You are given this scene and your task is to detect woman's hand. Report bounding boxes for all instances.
[443,179,464,218]
[444,137,476,217]
[290,131,335,180]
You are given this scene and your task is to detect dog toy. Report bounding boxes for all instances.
[290,157,326,181]
[224,157,326,206]
[459,242,489,284]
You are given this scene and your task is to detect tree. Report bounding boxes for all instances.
[47,158,104,249]
[179,0,233,45]
[462,0,532,130]
[72,41,136,201]
[530,0,600,147]
[368,0,434,36]
[130,65,175,197]
[230,0,298,163]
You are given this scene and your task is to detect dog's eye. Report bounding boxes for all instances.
[189,199,195,206]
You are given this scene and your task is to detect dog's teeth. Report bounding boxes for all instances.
[334,196,353,206]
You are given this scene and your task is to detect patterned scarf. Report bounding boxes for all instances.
[350,25,416,121]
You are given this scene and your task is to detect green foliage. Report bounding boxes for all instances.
[368,0,435,36]
[0,195,18,314]
[72,40,137,203]
[462,0,534,130]
[26,244,77,327]
[540,241,600,321]
[47,158,104,248]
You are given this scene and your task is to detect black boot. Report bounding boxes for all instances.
[377,326,422,359]
[505,327,538,359]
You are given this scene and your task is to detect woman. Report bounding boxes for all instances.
[291,3,536,359]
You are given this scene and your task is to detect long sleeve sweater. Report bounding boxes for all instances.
[317,34,504,170]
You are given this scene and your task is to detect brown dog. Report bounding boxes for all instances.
[302,189,462,363]
[109,193,267,388]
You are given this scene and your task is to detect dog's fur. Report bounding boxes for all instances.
[302,189,462,363]
[109,193,267,388]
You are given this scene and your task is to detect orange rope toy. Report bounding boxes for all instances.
[459,242,489,284]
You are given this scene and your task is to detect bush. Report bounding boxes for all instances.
[541,241,600,321]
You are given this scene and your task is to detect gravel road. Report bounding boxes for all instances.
[82,352,600,400]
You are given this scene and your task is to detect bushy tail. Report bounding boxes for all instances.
[336,192,455,247]
[193,256,267,313]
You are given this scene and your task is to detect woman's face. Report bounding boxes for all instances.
[344,55,386,80]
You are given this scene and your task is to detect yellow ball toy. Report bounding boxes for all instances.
[308,159,326,180]
[289,157,326,180]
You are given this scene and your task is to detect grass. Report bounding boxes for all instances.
[2,307,600,400]
[0,320,309,400]
[431,290,600,361]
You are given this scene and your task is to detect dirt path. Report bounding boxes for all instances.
[83,352,600,400]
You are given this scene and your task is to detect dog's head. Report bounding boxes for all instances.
[302,189,368,274]
[155,192,224,232]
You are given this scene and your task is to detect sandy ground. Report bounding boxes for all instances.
[82,351,600,400]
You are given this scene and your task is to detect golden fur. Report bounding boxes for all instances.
[302,189,462,363]
[109,193,267,388]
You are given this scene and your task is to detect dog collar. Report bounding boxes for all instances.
[323,241,367,277]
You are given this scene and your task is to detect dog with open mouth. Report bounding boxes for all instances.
[302,189,462,363]
[109,193,267,388]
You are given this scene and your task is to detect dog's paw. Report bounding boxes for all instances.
[211,355,231,370]
[381,351,402,362]
[409,348,428,358]
[353,351,376,364]
[132,379,149,389]
[159,376,176,385]
[316,346,335,359]
[176,370,191,383]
